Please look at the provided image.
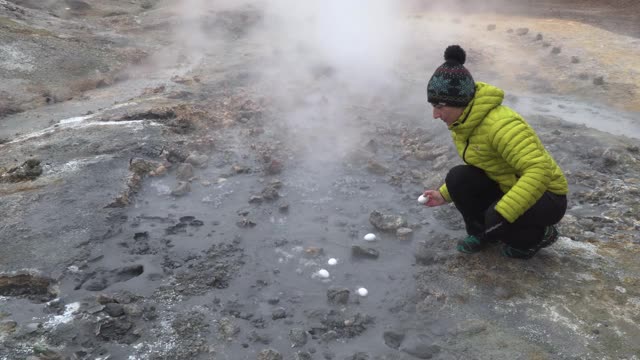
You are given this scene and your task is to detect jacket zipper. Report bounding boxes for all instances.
[462,139,470,164]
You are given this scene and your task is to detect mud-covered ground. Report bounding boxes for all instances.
[1,1,640,359]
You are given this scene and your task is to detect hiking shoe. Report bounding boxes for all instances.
[540,225,559,248]
[501,244,537,259]
[457,235,488,254]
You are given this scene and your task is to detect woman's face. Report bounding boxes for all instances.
[432,104,464,126]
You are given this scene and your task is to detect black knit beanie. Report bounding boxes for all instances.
[427,45,476,107]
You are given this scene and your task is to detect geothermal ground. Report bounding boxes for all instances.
[1,1,640,359]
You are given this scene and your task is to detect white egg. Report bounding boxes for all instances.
[328,258,338,266]
[357,287,368,296]
[418,194,429,204]
[317,269,330,278]
[363,233,376,241]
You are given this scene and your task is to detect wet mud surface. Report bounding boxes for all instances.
[1,1,640,359]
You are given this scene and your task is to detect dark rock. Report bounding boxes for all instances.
[258,348,283,360]
[383,331,405,349]
[327,287,350,305]
[593,76,605,85]
[551,46,562,54]
[0,159,42,182]
[401,342,441,359]
[351,246,380,259]
[486,24,496,31]
[295,351,312,360]
[289,328,308,347]
[516,27,529,35]
[571,56,580,64]
[176,163,194,180]
[346,353,370,360]
[272,308,287,320]
[265,159,283,175]
[104,303,125,317]
[185,153,209,168]
[0,320,17,334]
[535,33,543,40]
[97,319,138,344]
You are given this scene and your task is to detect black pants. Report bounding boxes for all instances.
[445,165,567,250]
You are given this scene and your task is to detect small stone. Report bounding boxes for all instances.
[295,351,312,360]
[551,46,562,54]
[396,227,413,240]
[104,303,125,317]
[0,320,17,334]
[257,348,283,360]
[515,27,529,35]
[351,246,380,259]
[571,56,580,64]
[289,328,308,347]
[401,343,441,359]
[304,247,324,258]
[535,33,543,41]
[176,163,194,180]
[593,76,605,85]
[171,181,191,196]
[321,330,338,342]
[272,308,287,320]
[486,24,496,31]
[383,331,405,349]
[327,287,350,305]
[366,160,389,175]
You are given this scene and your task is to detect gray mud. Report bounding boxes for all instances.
[2,1,640,360]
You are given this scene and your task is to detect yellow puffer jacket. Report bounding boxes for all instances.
[438,82,568,223]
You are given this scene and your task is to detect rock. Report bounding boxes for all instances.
[272,308,287,320]
[346,353,370,360]
[383,330,405,349]
[218,317,240,339]
[104,303,125,317]
[486,24,496,31]
[289,328,308,347]
[369,210,407,231]
[261,184,280,201]
[396,227,413,240]
[265,159,283,175]
[327,287,350,305]
[0,320,17,334]
[432,154,448,170]
[303,247,324,258]
[258,348,282,360]
[171,181,191,196]
[593,76,605,85]
[571,56,580,64]
[401,341,441,359]
[321,330,338,342]
[351,246,380,260]
[535,33,543,40]
[249,195,264,204]
[367,160,389,175]
[295,351,312,360]
[0,159,42,182]
[185,153,209,168]
[551,46,562,54]
[516,27,529,35]
[176,163,194,180]
[129,158,161,176]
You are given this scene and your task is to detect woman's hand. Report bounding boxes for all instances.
[423,190,446,207]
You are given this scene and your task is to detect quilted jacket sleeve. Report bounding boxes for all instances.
[490,118,552,223]
[438,183,451,202]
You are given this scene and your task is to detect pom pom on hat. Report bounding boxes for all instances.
[427,44,475,107]
[444,45,466,65]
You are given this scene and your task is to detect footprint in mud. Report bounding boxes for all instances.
[77,265,144,291]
